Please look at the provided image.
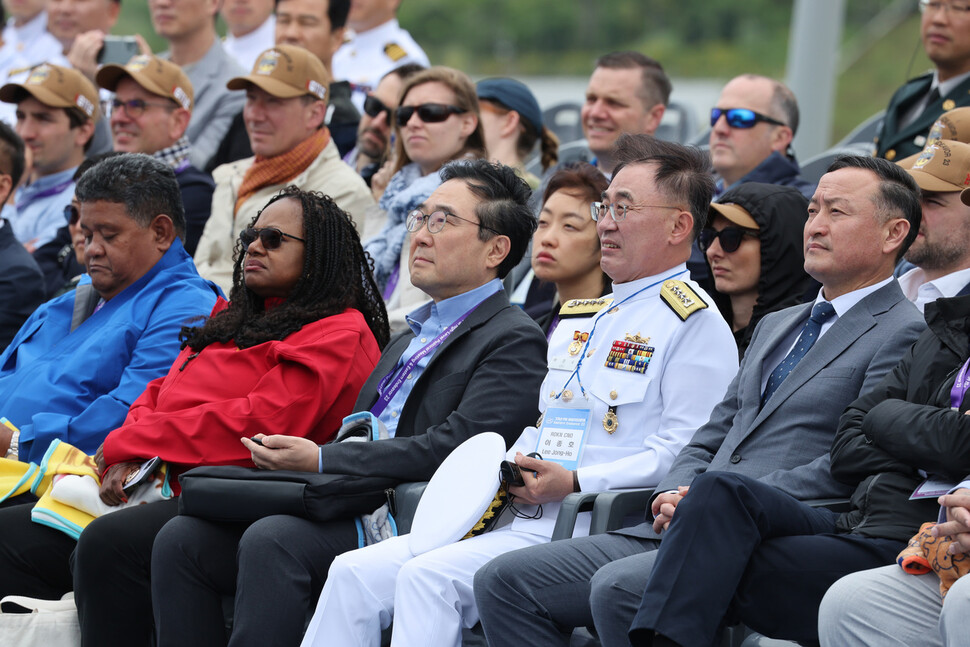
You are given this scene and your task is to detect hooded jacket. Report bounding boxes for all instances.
[705,182,818,356]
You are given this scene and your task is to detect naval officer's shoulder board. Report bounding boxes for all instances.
[558,297,614,319]
[660,280,707,321]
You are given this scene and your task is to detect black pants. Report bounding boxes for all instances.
[152,513,358,647]
[0,499,77,600]
[73,497,180,646]
[628,472,902,647]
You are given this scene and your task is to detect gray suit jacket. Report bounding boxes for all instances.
[620,280,925,540]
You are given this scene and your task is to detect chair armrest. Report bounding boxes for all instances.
[550,491,602,541]
[806,498,851,513]
[392,481,428,535]
[588,488,655,535]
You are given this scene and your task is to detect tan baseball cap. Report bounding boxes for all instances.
[96,54,194,112]
[905,140,970,192]
[709,202,759,229]
[0,63,100,120]
[898,107,970,169]
[226,45,330,101]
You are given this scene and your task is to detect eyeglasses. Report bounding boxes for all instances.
[919,0,970,14]
[405,209,501,235]
[710,108,786,129]
[698,226,759,253]
[239,226,306,249]
[395,103,466,128]
[363,95,392,126]
[110,97,176,119]
[64,204,80,226]
[589,201,681,222]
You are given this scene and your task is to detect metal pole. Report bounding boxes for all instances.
[786,0,847,158]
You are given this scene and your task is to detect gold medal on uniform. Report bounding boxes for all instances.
[561,389,574,402]
[603,406,619,434]
[943,99,956,111]
[568,331,590,356]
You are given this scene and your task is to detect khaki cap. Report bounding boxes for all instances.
[226,45,330,101]
[96,54,194,111]
[905,140,970,192]
[927,107,970,146]
[708,202,759,230]
[0,63,100,120]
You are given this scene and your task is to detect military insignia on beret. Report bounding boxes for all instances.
[660,280,708,321]
[384,42,407,61]
[256,50,280,75]
[914,146,936,169]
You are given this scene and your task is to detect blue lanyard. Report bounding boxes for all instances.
[557,270,686,400]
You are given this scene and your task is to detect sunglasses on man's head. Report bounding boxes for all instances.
[363,95,392,126]
[710,108,786,129]
[698,226,758,254]
[64,204,80,226]
[239,227,305,250]
[394,103,466,128]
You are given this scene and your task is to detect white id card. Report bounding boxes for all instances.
[910,477,959,500]
[535,406,590,470]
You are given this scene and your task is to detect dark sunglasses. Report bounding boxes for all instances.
[239,226,306,250]
[698,226,758,254]
[395,103,466,128]
[710,108,786,129]
[64,204,80,226]
[363,95,392,126]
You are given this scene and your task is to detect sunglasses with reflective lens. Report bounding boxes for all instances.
[395,103,466,128]
[64,204,80,226]
[239,227,306,250]
[698,226,759,254]
[363,95,392,126]
[710,108,786,129]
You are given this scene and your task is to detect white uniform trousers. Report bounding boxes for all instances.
[819,563,970,647]
[300,527,547,647]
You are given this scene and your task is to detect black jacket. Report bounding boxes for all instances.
[832,295,970,541]
[318,289,548,483]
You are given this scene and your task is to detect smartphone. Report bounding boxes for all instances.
[98,36,139,66]
[122,456,161,493]
[249,436,264,446]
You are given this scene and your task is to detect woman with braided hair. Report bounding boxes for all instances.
[56,186,388,646]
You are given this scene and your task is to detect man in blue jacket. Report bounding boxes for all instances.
[0,153,220,464]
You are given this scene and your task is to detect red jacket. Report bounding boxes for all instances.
[102,301,380,493]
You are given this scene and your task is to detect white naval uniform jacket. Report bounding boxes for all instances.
[507,265,739,538]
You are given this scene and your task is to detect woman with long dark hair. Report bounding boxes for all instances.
[0,185,389,647]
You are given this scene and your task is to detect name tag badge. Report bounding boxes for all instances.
[910,476,958,500]
[549,354,579,372]
[535,406,590,470]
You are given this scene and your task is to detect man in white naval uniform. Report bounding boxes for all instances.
[331,0,429,112]
[297,135,740,647]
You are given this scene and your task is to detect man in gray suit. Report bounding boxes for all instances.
[474,155,927,647]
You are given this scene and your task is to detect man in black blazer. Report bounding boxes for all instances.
[875,0,970,161]
[0,122,44,349]
[148,160,549,647]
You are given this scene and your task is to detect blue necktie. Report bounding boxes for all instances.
[762,302,836,405]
